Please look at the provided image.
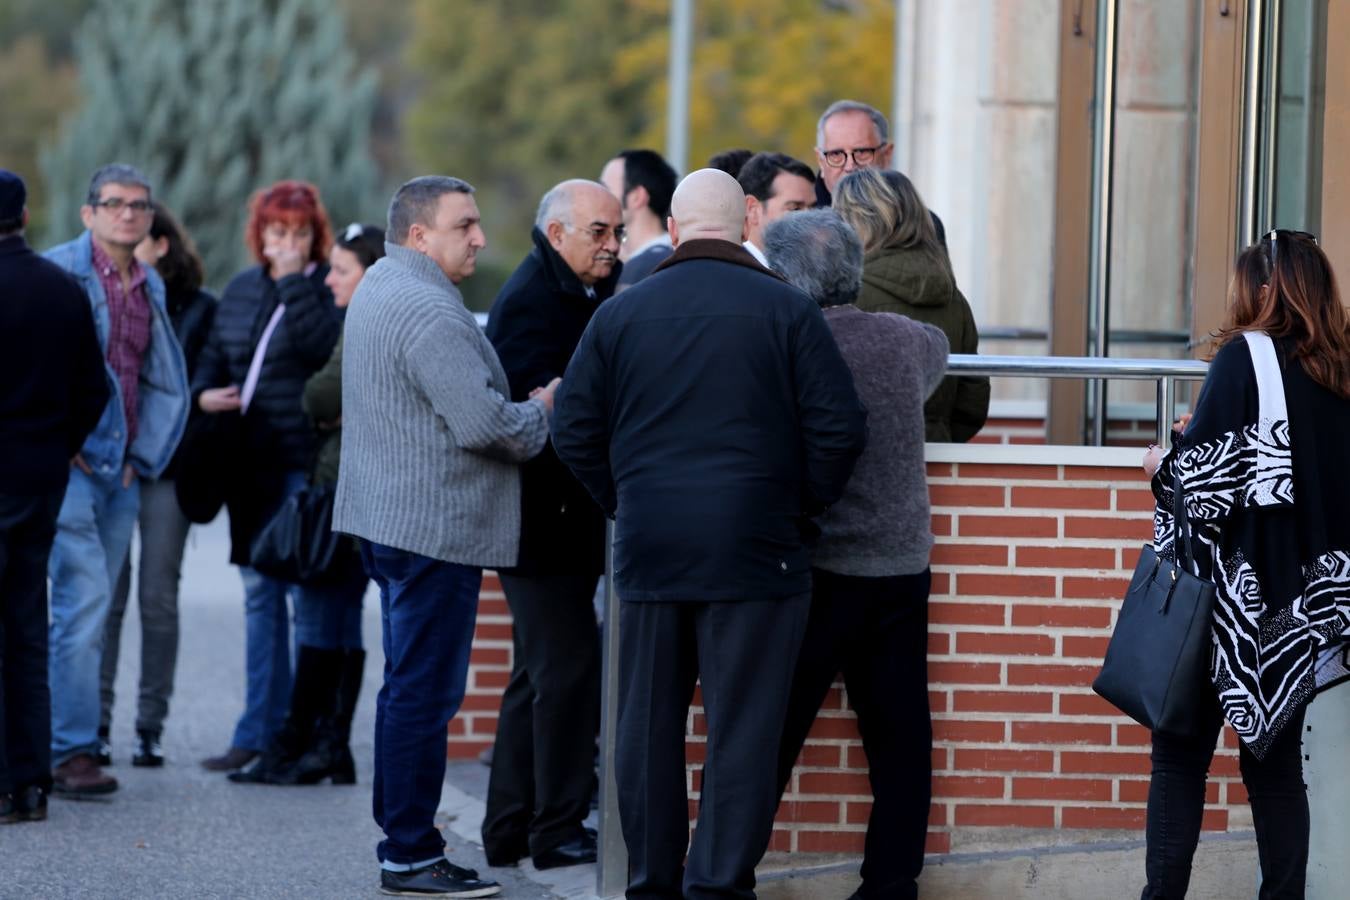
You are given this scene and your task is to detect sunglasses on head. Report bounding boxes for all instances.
[1263,229,1318,271]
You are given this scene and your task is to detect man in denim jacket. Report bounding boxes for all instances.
[43,164,189,796]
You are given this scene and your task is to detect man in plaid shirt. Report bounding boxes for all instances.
[42,164,189,797]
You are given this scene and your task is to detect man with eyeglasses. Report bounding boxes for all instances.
[814,99,947,246]
[600,149,677,290]
[478,179,622,870]
[41,163,189,798]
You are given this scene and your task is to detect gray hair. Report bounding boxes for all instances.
[815,99,889,148]
[387,175,475,244]
[534,184,573,230]
[86,163,152,206]
[764,209,863,309]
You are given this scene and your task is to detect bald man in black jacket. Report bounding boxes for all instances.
[0,171,109,824]
[552,168,867,899]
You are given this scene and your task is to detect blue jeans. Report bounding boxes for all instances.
[229,470,307,752]
[293,569,367,651]
[361,540,480,865]
[230,565,295,752]
[47,467,140,765]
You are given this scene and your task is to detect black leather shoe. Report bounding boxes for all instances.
[533,831,598,870]
[1,785,48,823]
[378,858,500,896]
[483,840,527,868]
[132,731,165,768]
[201,747,258,772]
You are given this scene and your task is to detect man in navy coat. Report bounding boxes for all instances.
[552,168,868,899]
[480,180,623,870]
[0,170,109,823]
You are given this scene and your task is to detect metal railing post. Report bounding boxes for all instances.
[1155,376,1178,444]
[1088,0,1120,445]
[596,521,627,896]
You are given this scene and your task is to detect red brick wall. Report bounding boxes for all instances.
[448,446,1245,855]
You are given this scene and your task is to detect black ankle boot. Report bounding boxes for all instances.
[229,645,343,785]
[294,648,365,785]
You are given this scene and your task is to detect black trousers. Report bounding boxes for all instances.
[482,573,600,857]
[617,593,811,900]
[1142,696,1308,899]
[0,488,66,795]
[776,568,933,900]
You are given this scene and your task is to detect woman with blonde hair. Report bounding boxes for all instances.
[833,167,988,442]
[1140,230,1350,897]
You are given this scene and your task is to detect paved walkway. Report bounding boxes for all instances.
[5,517,572,900]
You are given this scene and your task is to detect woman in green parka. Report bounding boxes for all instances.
[834,168,990,442]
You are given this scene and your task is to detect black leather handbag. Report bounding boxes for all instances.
[248,481,360,585]
[1092,470,1217,738]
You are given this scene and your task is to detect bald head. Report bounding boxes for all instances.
[668,168,747,246]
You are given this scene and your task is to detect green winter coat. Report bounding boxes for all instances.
[856,246,990,442]
[301,328,344,485]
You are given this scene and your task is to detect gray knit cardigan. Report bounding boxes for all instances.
[333,243,549,567]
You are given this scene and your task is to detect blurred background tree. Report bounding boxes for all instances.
[405,0,894,307]
[3,0,894,306]
[0,0,87,237]
[39,0,380,288]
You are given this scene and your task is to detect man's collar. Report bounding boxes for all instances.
[383,242,461,297]
[91,238,146,284]
[813,172,832,208]
[651,238,785,281]
[529,226,621,302]
[742,240,769,268]
[626,232,672,260]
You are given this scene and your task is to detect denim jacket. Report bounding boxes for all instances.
[45,231,189,479]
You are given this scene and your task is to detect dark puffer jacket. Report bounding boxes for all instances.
[192,264,338,560]
[856,247,989,443]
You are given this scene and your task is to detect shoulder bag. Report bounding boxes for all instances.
[1092,466,1217,738]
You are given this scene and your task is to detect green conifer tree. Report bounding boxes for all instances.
[41,0,379,287]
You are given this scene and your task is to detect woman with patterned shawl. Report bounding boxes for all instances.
[1140,230,1350,898]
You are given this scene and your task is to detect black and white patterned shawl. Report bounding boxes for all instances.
[1152,332,1350,759]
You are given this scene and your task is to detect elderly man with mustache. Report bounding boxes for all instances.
[479,179,623,870]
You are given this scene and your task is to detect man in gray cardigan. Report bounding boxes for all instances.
[334,176,555,899]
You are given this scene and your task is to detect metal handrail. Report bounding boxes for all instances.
[978,326,1191,345]
[946,353,1209,442]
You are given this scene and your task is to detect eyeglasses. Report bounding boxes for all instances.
[820,145,886,168]
[566,222,627,244]
[1263,228,1318,271]
[92,198,152,214]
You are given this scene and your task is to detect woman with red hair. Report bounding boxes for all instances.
[191,181,342,775]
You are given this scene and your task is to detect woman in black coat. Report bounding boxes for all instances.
[98,201,215,768]
[1140,231,1350,897]
[191,181,341,774]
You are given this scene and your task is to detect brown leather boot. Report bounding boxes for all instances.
[52,753,118,796]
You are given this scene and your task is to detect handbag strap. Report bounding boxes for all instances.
[1171,468,1194,572]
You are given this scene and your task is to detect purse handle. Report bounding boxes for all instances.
[1171,468,1195,574]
